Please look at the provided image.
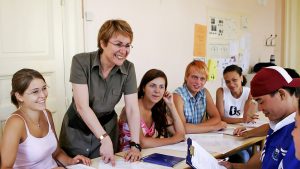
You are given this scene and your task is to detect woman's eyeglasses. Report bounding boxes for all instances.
[108,41,133,51]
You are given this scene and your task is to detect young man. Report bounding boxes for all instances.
[233,68,300,138]
[173,60,226,133]
[220,66,300,169]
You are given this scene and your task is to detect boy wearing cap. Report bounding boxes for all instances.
[220,66,300,169]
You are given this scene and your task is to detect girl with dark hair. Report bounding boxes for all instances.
[1,68,90,168]
[216,64,257,124]
[119,69,185,151]
[216,65,257,163]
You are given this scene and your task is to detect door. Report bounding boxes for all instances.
[0,0,67,138]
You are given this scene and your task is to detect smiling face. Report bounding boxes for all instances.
[101,33,131,66]
[185,66,207,96]
[143,77,166,104]
[224,71,243,94]
[17,78,48,111]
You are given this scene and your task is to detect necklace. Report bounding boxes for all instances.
[19,109,41,128]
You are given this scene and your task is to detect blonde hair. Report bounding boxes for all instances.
[184,60,208,84]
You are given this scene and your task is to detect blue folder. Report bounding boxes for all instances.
[141,153,185,167]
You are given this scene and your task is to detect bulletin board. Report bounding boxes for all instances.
[205,9,251,81]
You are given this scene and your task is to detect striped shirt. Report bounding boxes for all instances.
[174,85,206,124]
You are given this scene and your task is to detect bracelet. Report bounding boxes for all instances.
[129,141,142,152]
[98,133,108,142]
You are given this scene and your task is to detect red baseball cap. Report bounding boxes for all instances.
[251,66,300,97]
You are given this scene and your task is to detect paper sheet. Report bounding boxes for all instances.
[242,119,268,128]
[215,127,236,136]
[208,59,217,80]
[189,139,226,169]
[156,141,187,151]
[186,134,242,154]
[67,164,96,169]
[98,159,168,169]
[194,24,207,57]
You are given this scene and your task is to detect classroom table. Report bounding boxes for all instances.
[89,130,266,169]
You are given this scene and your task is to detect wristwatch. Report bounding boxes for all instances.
[129,141,142,152]
[99,133,108,142]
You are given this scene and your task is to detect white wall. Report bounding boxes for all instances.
[81,0,281,110]
[284,0,300,71]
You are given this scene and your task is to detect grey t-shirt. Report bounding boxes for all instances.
[70,50,137,115]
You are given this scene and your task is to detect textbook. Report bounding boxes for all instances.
[141,153,185,167]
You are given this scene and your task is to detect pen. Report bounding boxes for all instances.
[55,159,68,169]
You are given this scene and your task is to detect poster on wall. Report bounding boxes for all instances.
[208,16,239,40]
[193,24,207,57]
[206,9,250,75]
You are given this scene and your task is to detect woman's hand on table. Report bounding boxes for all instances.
[100,136,115,166]
[71,155,91,165]
[124,146,141,162]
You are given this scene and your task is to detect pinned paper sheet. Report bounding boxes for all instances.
[208,59,217,80]
[194,24,207,57]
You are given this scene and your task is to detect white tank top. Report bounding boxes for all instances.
[223,86,250,118]
[12,110,58,169]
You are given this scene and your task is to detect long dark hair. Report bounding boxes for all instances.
[138,69,169,138]
[11,68,45,108]
[223,64,247,86]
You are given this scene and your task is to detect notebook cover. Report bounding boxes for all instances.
[141,153,185,167]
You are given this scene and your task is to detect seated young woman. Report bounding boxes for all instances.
[1,68,90,169]
[216,64,257,124]
[119,69,185,151]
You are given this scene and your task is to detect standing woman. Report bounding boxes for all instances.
[119,69,185,151]
[59,19,141,165]
[1,69,90,168]
[216,65,256,124]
